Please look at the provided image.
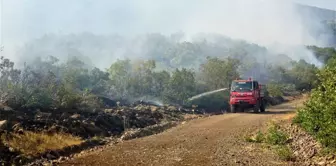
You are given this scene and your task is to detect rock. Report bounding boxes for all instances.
[16,129,24,134]
[0,120,8,131]
[9,147,15,152]
[150,106,159,112]
[82,123,103,135]
[46,153,56,160]
[104,109,114,113]
[326,155,334,160]
[307,149,316,159]
[35,112,52,119]
[47,125,60,133]
[12,123,21,131]
[317,161,326,166]
[58,156,66,162]
[0,104,13,111]
[70,114,81,119]
[167,106,177,111]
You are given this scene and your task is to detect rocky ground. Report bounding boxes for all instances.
[280,119,335,165]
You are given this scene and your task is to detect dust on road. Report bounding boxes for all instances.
[60,98,305,166]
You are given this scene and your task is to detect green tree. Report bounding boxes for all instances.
[108,59,132,99]
[307,46,336,64]
[130,60,156,98]
[151,70,170,98]
[163,68,196,104]
[287,60,318,90]
[199,57,240,90]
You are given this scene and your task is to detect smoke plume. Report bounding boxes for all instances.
[0,0,334,68]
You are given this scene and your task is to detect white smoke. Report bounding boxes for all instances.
[0,0,333,68]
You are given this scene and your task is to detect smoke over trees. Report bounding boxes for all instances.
[0,38,331,111]
[0,0,334,115]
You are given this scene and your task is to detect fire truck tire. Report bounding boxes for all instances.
[260,100,266,112]
[230,105,237,113]
[253,102,260,113]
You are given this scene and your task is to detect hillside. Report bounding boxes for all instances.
[296,4,336,21]
[295,4,336,46]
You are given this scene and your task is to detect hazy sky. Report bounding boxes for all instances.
[0,0,334,44]
[294,0,336,10]
[0,0,335,60]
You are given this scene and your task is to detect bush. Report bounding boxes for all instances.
[187,90,230,111]
[275,145,295,161]
[255,130,265,143]
[265,123,289,145]
[245,123,294,161]
[23,89,53,109]
[266,83,284,97]
[294,58,336,149]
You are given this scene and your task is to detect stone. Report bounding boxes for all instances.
[46,153,56,160]
[150,106,159,112]
[9,147,15,152]
[70,114,81,119]
[0,120,7,131]
[317,161,326,166]
[3,106,13,111]
[58,156,66,162]
[326,155,334,160]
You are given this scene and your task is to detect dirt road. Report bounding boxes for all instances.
[61,99,304,166]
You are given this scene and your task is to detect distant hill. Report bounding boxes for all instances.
[295,4,336,21]
[295,4,336,47]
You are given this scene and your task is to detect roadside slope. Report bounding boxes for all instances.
[60,99,305,166]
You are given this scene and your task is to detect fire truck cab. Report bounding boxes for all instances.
[229,78,266,113]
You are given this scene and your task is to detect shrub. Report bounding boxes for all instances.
[265,123,289,145]
[275,145,295,161]
[244,123,294,161]
[245,130,265,143]
[266,83,284,97]
[255,130,265,143]
[23,89,53,109]
[187,90,230,111]
[294,58,336,149]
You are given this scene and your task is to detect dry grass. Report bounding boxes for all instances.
[183,114,203,121]
[1,131,83,157]
[280,113,296,121]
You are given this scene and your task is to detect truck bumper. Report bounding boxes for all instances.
[230,98,257,105]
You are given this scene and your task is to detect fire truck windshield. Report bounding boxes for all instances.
[231,81,253,92]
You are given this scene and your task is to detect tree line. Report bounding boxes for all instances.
[0,46,324,111]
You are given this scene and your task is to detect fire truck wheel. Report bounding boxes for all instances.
[260,100,266,112]
[230,105,237,113]
[253,102,260,113]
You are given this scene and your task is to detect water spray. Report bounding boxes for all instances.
[187,88,229,101]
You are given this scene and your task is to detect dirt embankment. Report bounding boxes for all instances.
[60,97,308,166]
